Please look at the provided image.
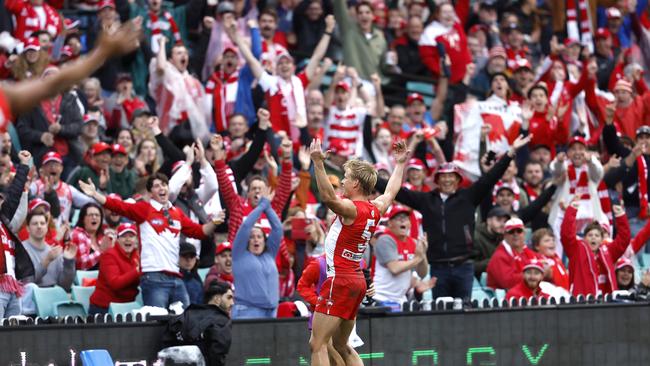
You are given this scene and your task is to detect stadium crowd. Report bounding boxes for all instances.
[0,0,650,322]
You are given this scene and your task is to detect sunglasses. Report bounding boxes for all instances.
[162,209,174,226]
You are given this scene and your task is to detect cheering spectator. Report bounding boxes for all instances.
[231,192,282,319]
[22,211,76,289]
[109,143,136,199]
[89,223,140,315]
[179,242,203,305]
[561,200,630,296]
[5,0,62,41]
[615,257,635,291]
[104,73,147,132]
[372,205,432,305]
[10,37,49,81]
[486,218,541,290]
[474,206,510,278]
[205,242,233,289]
[70,142,112,193]
[530,228,569,291]
[610,78,650,140]
[16,65,83,169]
[505,258,549,301]
[71,202,113,270]
[292,0,337,61]
[79,172,220,308]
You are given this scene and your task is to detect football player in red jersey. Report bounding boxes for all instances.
[308,138,409,366]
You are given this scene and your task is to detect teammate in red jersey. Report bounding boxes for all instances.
[308,138,409,366]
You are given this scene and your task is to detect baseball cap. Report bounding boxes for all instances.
[42,151,63,165]
[606,7,622,19]
[406,93,425,105]
[504,218,524,232]
[434,162,462,181]
[216,241,233,255]
[595,28,611,40]
[329,140,353,156]
[636,126,650,137]
[180,242,198,257]
[406,158,425,171]
[488,46,507,60]
[387,205,410,219]
[98,0,116,10]
[615,257,634,271]
[217,1,235,14]
[117,222,137,237]
[568,136,587,148]
[275,51,293,63]
[335,81,350,92]
[223,45,238,55]
[28,198,51,213]
[563,38,580,47]
[132,108,153,120]
[115,72,132,84]
[513,58,533,73]
[91,142,112,155]
[496,183,515,194]
[613,79,633,94]
[111,143,127,155]
[22,37,40,53]
[487,206,511,220]
[83,114,99,125]
[523,258,545,273]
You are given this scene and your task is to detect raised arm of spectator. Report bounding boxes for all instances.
[586,152,604,183]
[230,110,272,184]
[265,201,283,257]
[606,205,631,261]
[169,151,194,203]
[324,63,346,108]
[1,152,30,221]
[370,73,385,118]
[150,116,186,172]
[296,258,321,308]
[8,192,27,233]
[225,18,264,80]
[467,135,531,206]
[430,66,450,121]
[372,141,410,215]
[232,196,270,258]
[631,216,650,253]
[212,135,242,216]
[308,58,334,91]
[560,200,581,259]
[155,36,168,75]
[517,183,558,224]
[43,186,61,219]
[78,179,149,224]
[304,15,336,80]
[332,0,353,34]
[195,142,219,203]
[271,138,295,217]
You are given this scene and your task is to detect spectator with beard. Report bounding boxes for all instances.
[103,194,125,230]
[71,202,114,270]
[180,242,203,305]
[505,258,549,301]
[89,223,140,315]
[258,9,288,63]
[205,242,233,289]
[70,142,113,194]
[509,60,535,103]
[474,206,510,278]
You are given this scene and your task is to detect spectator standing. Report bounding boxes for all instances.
[79,172,220,309]
[561,200,630,296]
[5,0,62,41]
[70,141,113,193]
[486,218,541,290]
[231,192,282,319]
[89,223,140,315]
[109,143,137,199]
[505,258,549,301]
[473,206,510,278]
[179,242,203,305]
[531,228,569,291]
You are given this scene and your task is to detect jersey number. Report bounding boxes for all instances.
[357,219,375,252]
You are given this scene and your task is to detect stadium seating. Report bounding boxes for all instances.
[75,270,99,286]
[198,267,210,283]
[33,286,85,318]
[80,349,114,366]
[108,301,142,316]
[71,285,95,313]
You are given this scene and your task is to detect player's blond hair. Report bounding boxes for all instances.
[343,159,378,196]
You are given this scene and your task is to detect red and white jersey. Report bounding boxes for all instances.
[5,0,62,41]
[323,105,367,157]
[0,88,11,133]
[324,201,380,277]
[30,179,94,226]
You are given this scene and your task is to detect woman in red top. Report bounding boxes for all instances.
[89,223,140,315]
[531,228,569,291]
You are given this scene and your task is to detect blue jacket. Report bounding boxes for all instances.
[232,198,282,309]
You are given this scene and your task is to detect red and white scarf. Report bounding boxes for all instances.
[523,182,539,202]
[638,156,649,219]
[568,163,613,225]
[566,0,594,52]
[149,11,181,45]
[0,224,24,296]
[205,70,239,133]
[492,179,521,211]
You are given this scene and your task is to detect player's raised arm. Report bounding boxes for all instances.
[309,138,357,221]
[372,141,410,215]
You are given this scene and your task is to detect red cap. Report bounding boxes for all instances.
[488,46,507,60]
[522,257,545,273]
[568,136,587,148]
[329,140,353,156]
[171,160,185,174]
[434,162,461,180]
[335,81,350,92]
[98,0,116,10]
[406,93,425,105]
[23,37,40,53]
[615,257,634,271]
[468,24,488,35]
[117,222,137,237]
[64,18,80,30]
[504,218,525,233]
[223,45,238,55]
[91,142,112,155]
[111,143,127,155]
[606,7,621,19]
[406,158,425,171]
[216,241,233,255]
[83,114,99,124]
[513,58,533,72]
[42,151,63,165]
[106,193,121,201]
[387,204,411,219]
[563,38,580,47]
[61,45,73,58]
[28,198,51,213]
[275,51,293,63]
[595,28,611,40]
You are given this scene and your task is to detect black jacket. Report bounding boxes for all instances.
[376,155,513,261]
[15,92,83,166]
[162,304,232,366]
